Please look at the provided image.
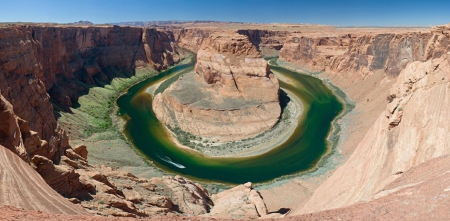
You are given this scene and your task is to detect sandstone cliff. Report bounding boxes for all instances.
[173,28,212,52]
[280,31,433,77]
[0,94,87,214]
[0,24,207,217]
[290,24,450,216]
[237,29,288,56]
[173,28,289,57]
[153,31,281,142]
[1,91,214,218]
[285,155,450,220]
[0,25,181,164]
[0,145,88,215]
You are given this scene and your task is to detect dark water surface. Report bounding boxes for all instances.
[116,58,343,184]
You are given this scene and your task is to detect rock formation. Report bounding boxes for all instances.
[237,29,288,56]
[173,28,212,52]
[0,144,89,215]
[205,182,271,219]
[3,21,450,220]
[0,24,182,165]
[278,155,450,220]
[288,24,450,216]
[1,93,214,217]
[280,32,433,77]
[153,31,281,142]
[0,24,221,218]
[173,28,289,57]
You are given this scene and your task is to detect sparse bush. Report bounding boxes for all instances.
[386,94,396,103]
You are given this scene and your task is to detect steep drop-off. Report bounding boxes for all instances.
[173,28,212,52]
[288,24,450,216]
[3,22,450,220]
[173,28,289,57]
[237,29,288,56]
[280,31,432,77]
[153,32,281,141]
[0,24,197,217]
[0,25,181,163]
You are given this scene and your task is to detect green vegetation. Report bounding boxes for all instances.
[154,68,192,96]
[58,68,159,138]
[57,50,195,139]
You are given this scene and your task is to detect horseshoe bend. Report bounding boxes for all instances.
[1,3,450,220]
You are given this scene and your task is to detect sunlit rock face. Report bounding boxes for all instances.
[153,32,281,142]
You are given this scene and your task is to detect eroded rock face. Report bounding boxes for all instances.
[238,29,288,56]
[0,101,214,218]
[292,44,450,215]
[173,28,288,57]
[0,25,182,163]
[153,32,281,142]
[0,24,208,218]
[173,28,212,52]
[280,32,435,77]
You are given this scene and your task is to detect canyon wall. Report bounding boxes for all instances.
[237,29,288,56]
[0,25,181,163]
[280,32,433,77]
[153,31,281,142]
[2,22,450,219]
[173,28,288,57]
[1,93,218,217]
[289,24,450,216]
[0,24,196,217]
[172,28,212,52]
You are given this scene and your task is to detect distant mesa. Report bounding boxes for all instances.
[69,20,93,25]
[111,20,246,27]
[153,31,281,142]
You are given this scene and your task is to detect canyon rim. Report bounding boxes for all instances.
[1,2,450,220]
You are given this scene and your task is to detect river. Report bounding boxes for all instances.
[116,56,343,184]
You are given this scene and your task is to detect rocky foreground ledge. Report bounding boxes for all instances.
[153,31,281,142]
[1,92,275,218]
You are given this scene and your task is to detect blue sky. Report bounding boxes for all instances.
[1,0,449,26]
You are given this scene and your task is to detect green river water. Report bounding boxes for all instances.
[116,57,344,184]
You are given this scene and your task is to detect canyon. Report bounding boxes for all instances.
[0,21,450,220]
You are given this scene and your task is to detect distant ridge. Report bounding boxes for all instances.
[110,20,248,27]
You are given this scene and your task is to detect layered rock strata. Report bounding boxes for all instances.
[238,29,288,56]
[0,24,205,217]
[280,32,432,77]
[0,25,181,164]
[290,24,450,216]
[173,28,288,57]
[173,28,212,52]
[153,32,281,142]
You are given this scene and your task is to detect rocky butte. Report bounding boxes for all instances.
[153,31,281,142]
